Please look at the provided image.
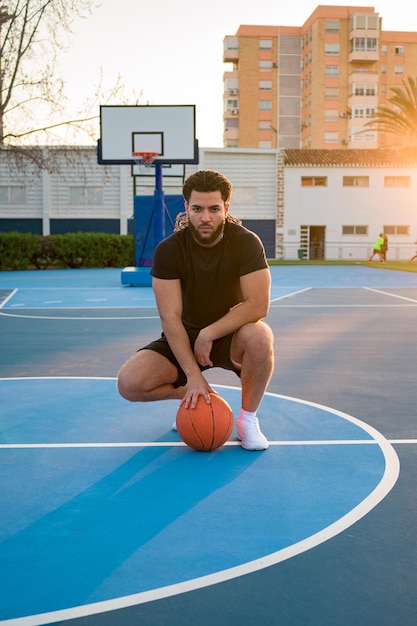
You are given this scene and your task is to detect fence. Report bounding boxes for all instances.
[276,242,417,261]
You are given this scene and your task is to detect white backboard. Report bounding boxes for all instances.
[98,105,198,164]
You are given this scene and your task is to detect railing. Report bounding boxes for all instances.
[275,242,417,261]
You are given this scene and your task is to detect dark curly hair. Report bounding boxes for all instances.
[182,169,233,203]
[175,170,241,231]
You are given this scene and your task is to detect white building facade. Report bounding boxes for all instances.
[1,146,416,261]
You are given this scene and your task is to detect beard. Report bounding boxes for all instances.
[188,219,225,247]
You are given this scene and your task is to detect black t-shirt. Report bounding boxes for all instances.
[151,221,269,330]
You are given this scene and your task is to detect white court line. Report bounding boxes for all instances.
[270,287,311,303]
[269,303,417,308]
[364,286,417,303]
[1,439,416,450]
[0,311,159,320]
[0,288,17,308]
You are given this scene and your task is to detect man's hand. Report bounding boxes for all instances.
[181,372,213,409]
[193,329,213,367]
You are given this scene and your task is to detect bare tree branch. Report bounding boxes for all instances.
[0,0,95,146]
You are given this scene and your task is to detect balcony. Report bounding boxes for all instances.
[349,33,379,63]
[223,37,239,62]
[349,49,379,63]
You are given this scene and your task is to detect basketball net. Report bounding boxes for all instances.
[132,151,159,169]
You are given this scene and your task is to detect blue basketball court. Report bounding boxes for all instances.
[1,265,416,625]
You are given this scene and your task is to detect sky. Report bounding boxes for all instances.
[58,0,417,148]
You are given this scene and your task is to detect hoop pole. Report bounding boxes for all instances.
[153,162,165,246]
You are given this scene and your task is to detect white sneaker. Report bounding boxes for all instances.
[236,417,269,451]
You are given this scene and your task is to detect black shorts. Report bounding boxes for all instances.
[139,329,241,388]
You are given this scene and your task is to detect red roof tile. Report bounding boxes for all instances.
[282,148,417,166]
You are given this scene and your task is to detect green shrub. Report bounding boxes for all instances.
[0,232,43,270]
[0,232,134,270]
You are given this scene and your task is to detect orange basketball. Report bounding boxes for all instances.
[176,393,234,451]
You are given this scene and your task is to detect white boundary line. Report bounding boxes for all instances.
[0,289,17,309]
[0,311,159,320]
[364,286,417,303]
[0,379,401,626]
[270,287,311,303]
[1,439,416,450]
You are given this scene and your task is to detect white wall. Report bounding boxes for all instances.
[283,164,417,259]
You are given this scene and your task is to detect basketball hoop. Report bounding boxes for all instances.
[132,151,159,168]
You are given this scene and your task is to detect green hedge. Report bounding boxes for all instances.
[0,232,135,270]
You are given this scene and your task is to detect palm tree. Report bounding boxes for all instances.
[366,76,417,145]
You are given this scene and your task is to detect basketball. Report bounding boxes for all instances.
[176,393,234,451]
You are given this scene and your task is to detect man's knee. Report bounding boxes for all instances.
[117,350,179,402]
[232,321,274,360]
[117,366,143,402]
[247,321,273,348]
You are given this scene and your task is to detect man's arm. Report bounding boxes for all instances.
[152,277,212,407]
[194,267,271,367]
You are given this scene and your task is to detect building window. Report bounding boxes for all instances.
[395,46,404,55]
[69,186,103,205]
[381,44,387,55]
[0,186,26,204]
[350,14,378,30]
[224,37,238,51]
[343,176,369,187]
[352,82,377,96]
[259,100,272,110]
[224,118,238,131]
[259,80,272,91]
[226,99,239,111]
[351,128,376,142]
[324,110,338,121]
[325,43,339,56]
[384,176,411,187]
[384,225,409,236]
[259,39,272,49]
[325,87,339,99]
[226,80,239,94]
[324,132,338,144]
[325,20,340,33]
[351,38,378,53]
[353,106,376,119]
[342,225,368,235]
[394,65,404,74]
[259,60,273,71]
[325,66,339,77]
[233,186,258,205]
[301,176,327,187]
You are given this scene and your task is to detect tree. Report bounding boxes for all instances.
[365,76,417,146]
[0,0,96,149]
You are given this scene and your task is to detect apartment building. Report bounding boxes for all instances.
[223,5,417,149]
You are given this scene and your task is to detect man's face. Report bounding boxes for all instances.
[185,190,229,247]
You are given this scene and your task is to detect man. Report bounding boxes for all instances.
[117,169,274,450]
[368,233,385,264]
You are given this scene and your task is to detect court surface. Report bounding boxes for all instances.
[1,265,416,626]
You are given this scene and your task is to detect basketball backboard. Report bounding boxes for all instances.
[98,104,198,165]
